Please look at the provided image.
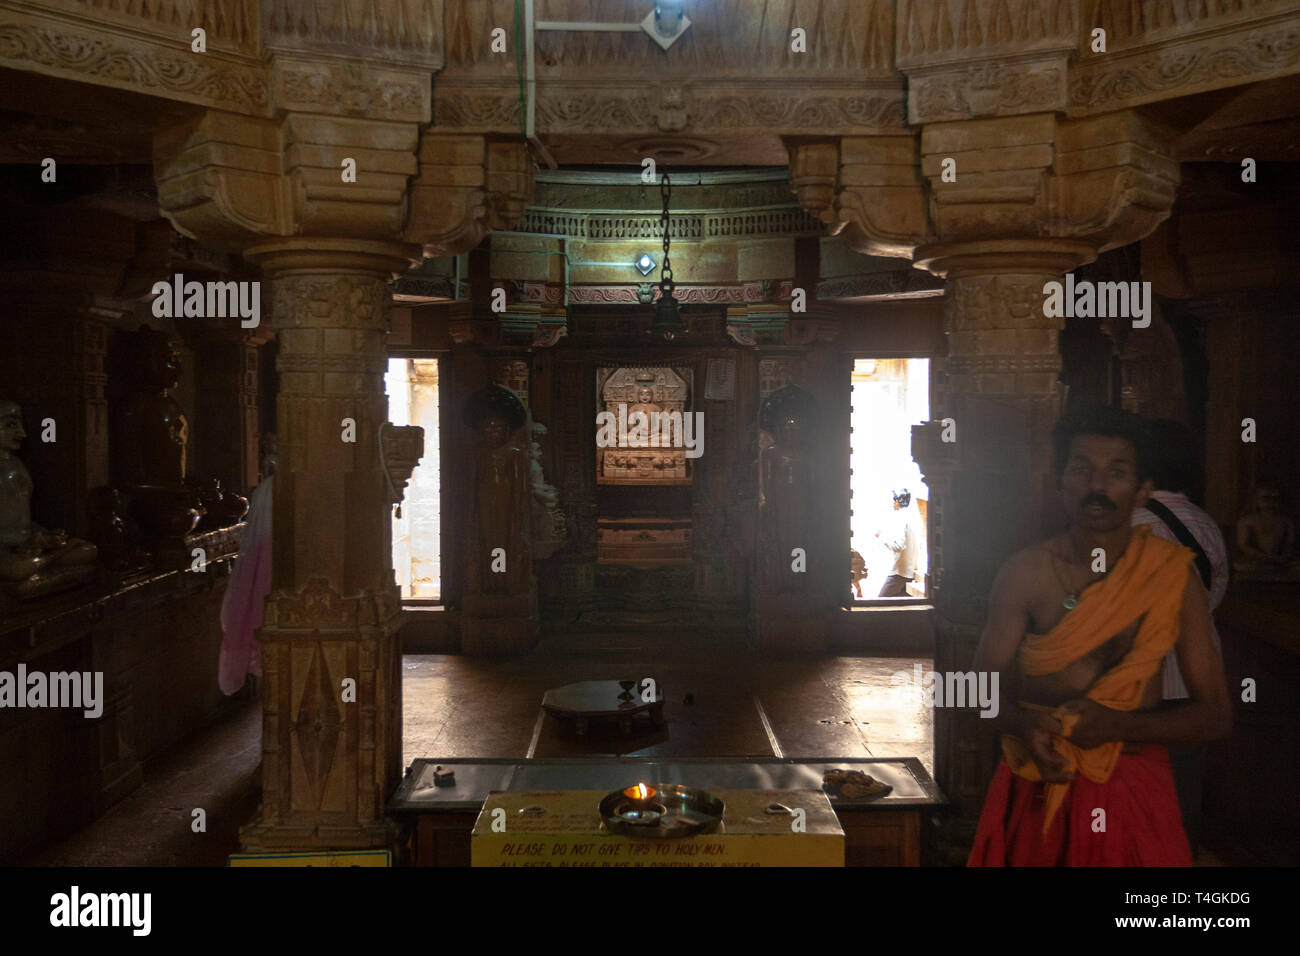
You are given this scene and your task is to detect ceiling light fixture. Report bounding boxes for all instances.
[642,1,691,50]
[635,253,656,276]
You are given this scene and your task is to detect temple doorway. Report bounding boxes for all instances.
[849,358,929,602]
[386,358,441,601]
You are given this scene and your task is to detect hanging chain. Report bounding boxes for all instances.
[659,173,674,296]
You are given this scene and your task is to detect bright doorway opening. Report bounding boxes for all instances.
[386,357,441,601]
[849,358,929,601]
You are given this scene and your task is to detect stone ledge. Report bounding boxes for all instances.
[0,526,241,669]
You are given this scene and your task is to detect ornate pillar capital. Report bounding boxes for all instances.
[788,136,928,259]
[919,110,1180,262]
[406,135,534,257]
[154,116,532,264]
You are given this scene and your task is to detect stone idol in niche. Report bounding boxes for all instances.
[113,325,203,541]
[0,400,98,601]
[464,385,532,596]
[597,367,692,485]
[1236,483,1298,579]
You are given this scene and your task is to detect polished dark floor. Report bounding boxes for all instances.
[25,640,1248,865]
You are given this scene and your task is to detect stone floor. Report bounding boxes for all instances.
[400,646,934,770]
[23,642,1248,865]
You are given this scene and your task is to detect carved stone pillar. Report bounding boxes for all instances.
[239,240,413,850]
[794,103,1180,859]
[907,110,1178,861]
[911,244,1089,858]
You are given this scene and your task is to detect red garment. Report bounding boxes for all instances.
[968,745,1193,866]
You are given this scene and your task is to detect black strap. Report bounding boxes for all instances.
[1143,498,1212,591]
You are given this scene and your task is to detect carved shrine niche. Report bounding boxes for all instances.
[595,366,693,486]
[490,357,530,409]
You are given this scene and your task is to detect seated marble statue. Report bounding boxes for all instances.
[0,400,98,600]
[1236,484,1297,573]
[628,386,662,433]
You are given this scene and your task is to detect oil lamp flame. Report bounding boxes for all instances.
[624,783,656,801]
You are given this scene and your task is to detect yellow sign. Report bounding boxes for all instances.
[227,850,391,867]
[472,790,843,867]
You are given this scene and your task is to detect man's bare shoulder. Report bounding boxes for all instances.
[995,540,1055,584]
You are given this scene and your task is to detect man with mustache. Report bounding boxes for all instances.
[968,405,1231,865]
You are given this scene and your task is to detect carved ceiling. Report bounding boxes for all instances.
[1158,75,1300,162]
[0,67,199,164]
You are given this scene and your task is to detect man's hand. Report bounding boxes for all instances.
[1021,709,1073,783]
[1059,698,1121,750]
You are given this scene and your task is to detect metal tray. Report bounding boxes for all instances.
[599,783,724,839]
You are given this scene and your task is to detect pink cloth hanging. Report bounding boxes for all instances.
[218,476,272,695]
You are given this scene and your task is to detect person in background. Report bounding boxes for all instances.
[875,488,918,597]
[850,549,868,598]
[1131,417,1228,853]
[218,435,276,696]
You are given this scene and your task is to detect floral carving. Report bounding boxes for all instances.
[270,275,391,331]
[1070,23,1300,113]
[0,23,268,113]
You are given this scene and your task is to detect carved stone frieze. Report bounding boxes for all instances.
[272,59,429,123]
[566,285,746,305]
[909,57,1068,123]
[1070,15,1300,114]
[434,86,905,135]
[510,207,825,242]
[0,19,269,115]
[268,274,392,331]
[264,577,398,630]
[276,351,390,375]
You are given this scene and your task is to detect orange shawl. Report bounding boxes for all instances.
[1002,525,1193,833]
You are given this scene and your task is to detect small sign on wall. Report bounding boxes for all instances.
[705,358,735,401]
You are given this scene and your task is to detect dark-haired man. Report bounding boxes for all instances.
[875,489,918,597]
[968,405,1231,866]
[1131,418,1228,853]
